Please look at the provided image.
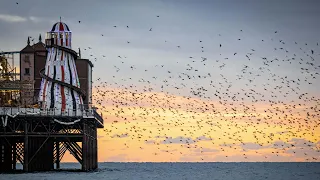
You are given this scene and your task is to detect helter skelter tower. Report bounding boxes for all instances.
[39,21,84,111]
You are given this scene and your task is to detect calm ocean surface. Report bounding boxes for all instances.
[1,162,320,180]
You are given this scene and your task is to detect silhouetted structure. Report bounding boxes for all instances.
[0,22,103,172]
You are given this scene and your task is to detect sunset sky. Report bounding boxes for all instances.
[0,0,319,162]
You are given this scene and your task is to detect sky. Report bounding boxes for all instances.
[0,0,320,162]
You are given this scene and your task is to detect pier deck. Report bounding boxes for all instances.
[0,106,103,172]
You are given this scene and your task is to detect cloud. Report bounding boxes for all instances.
[29,16,44,23]
[212,153,293,162]
[111,133,129,138]
[195,136,212,141]
[238,139,316,151]
[0,14,27,22]
[240,142,263,150]
[161,136,196,144]
[0,14,49,24]
[270,140,291,148]
[289,138,315,148]
[193,147,219,153]
[160,149,178,153]
[276,131,290,134]
[154,135,167,138]
[285,147,319,159]
[179,156,197,161]
[105,154,127,162]
[160,135,212,144]
[144,140,156,144]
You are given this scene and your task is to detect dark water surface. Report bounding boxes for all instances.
[1,162,320,180]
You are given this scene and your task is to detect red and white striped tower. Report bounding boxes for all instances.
[38,21,84,112]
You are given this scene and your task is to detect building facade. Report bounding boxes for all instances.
[20,35,93,107]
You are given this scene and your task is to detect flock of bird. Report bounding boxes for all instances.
[13,1,320,162]
[83,17,320,162]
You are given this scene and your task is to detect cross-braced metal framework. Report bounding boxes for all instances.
[15,142,24,167]
[0,112,102,172]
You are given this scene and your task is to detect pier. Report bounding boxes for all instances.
[0,21,104,172]
[0,106,103,172]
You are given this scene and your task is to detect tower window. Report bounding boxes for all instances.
[25,55,30,62]
[25,68,30,75]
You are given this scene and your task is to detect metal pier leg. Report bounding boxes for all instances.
[82,122,87,171]
[94,128,98,169]
[56,141,60,169]
[23,121,29,172]
[12,141,16,170]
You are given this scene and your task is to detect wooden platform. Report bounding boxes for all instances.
[0,106,103,172]
[0,107,103,128]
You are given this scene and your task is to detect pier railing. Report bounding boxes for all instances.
[0,104,103,126]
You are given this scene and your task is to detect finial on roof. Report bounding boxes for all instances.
[60,16,61,22]
[27,36,30,45]
[78,48,81,59]
[39,34,42,42]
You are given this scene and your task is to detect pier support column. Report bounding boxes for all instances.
[89,127,92,170]
[12,141,16,170]
[82,122,88,171]
[56,141,60,169]
[23,121,29,172]
[81,121,98,171]
[94,127,98,169]
[0,138,13,172]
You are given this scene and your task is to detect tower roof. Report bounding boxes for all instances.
[20,45,34,53]
[32,42,46,51]
[21,37,34,53]
[50,22,71,32]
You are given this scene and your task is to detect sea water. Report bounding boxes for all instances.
[1,162,320,180]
